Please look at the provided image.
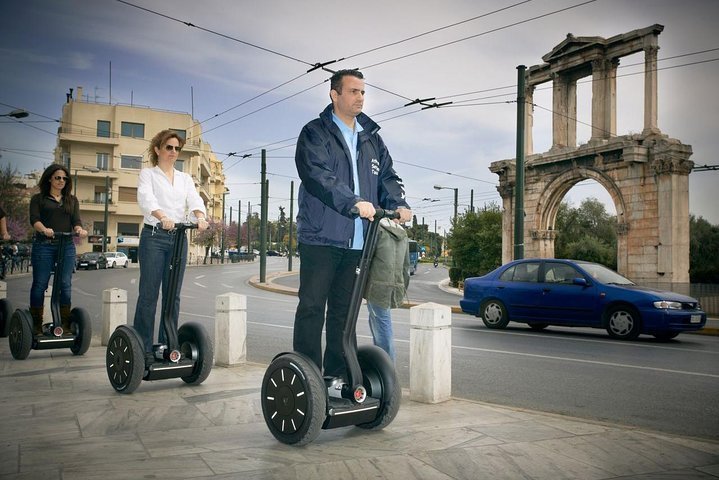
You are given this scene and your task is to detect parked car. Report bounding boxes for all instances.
[266,250,282,256]
[76,252,108,270]
[104,251,129,268]
[460,258,707,341]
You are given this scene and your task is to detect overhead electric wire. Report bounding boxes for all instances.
[360,0,598,70]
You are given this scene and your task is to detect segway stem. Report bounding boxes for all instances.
[159,223,197,352]
[50,233,77,329]
[343,207,398,398]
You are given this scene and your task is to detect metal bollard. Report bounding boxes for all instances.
[0,281,6,300]
[102,288,127,346]
[409,302,452,403]
[215,292,247,366]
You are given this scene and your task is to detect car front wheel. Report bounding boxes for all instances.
[605,305,641,340]
[480,299,509,329]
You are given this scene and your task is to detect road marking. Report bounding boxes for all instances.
[193,282,207,288]
[453,344,719,378]
[196,274,206,279]
[221,283,235,289]
[73,288,96,297]
[451,324,719,355]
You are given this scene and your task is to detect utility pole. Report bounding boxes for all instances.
[514,65,526,260]
[247,201,251,254]
[102,175,110,252]
[237,200,241,258]
[288,181,294,271]
[259,150,267,282]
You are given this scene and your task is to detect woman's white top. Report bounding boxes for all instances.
[137,166,207,225]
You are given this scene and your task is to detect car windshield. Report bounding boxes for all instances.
[84,253,99,259]
[577,261,634,285]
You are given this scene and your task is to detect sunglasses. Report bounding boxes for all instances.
[164,145,182,152]
[53,175,68,181]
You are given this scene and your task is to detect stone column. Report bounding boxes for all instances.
[215,292,246,366]
[410,302,451,404]
[102,288,127,345]
[524,84,535,155]
[552,73,569,149]
[591,58,614,141]
[643,43,660,135]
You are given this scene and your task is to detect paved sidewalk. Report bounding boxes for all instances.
[1,340,718,479]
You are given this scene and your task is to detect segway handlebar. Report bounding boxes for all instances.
[153,221,200,231]
[348,206,400,220]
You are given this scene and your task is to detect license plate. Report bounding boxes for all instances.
[690,314,702,324]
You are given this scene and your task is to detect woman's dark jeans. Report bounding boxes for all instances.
[133,227,187,352]
[30,239,76,307]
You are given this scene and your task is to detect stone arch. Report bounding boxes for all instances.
[489,25,694,285]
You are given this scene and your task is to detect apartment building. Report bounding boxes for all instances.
[54,86,226,262]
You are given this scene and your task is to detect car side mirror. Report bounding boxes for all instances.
[572,277,589,287]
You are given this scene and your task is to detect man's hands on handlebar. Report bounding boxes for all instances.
[353,201,412,224]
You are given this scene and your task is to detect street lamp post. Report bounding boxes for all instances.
[102,175,110,252]
[73,165,100,197]
[0,109,29,119]
[434,185,458,226]
[434,184,459,269]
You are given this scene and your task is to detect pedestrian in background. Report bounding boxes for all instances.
[293,68,412,380]
[364,217,410,362]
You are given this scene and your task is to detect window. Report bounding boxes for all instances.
[118,186,137,202]
[544,262,580,284]
[94,186,108,203]
[117,222,139,236]
[121,121,145,138]
[96,153,109,171]
[97,120,111,138]
[93,221,105,235]
[61,152,70,168]
[121,155,142,169]
[175,160,184,172]
[170,129,186,140]
[499,262,540,282]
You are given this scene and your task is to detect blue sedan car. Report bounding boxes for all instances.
[460,259,706,340]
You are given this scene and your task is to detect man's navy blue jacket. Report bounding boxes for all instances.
[295,104,410,248]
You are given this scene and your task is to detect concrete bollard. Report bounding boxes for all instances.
[0,281,6,300]
[215,292,247,366]
[409,302,452,404]
[102,288,127,345]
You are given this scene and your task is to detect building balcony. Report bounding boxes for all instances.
[78,199,118,213]
[58,126,120,146]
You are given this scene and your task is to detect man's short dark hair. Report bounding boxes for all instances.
[330,69,364,94]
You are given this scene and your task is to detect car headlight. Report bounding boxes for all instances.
[653,300,682,310]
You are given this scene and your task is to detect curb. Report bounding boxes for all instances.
[250,272,718,336]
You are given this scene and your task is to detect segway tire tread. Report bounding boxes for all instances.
[8,309,33,360]
[69,307,92,355]
[261,352,325,446]
[106,326,144,394]
[178,322,213,385]
[355,345,401,430]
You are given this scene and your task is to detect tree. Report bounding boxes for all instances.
[690,215,719,283]
[555,198,617,269]
[0,164,33,240]
[448,204,502,283]
[192,220,223,263]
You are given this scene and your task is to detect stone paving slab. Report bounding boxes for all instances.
[1,341,718,479]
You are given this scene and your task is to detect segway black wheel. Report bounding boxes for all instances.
[106,326,144,394]
[0,298,11,337]
[178,322,214,385]
[355,345,401,430]
[261,352,325,446]
[69,307,92,355]
[8,309,33,360]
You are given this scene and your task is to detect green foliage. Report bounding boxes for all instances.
[448,204,502,280]
[0,164,33,240]
[554,198,617,269]
[690,215,719,283]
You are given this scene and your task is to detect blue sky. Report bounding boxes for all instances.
[1,0,718,231]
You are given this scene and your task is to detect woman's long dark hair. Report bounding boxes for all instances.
[38,164,75,214]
